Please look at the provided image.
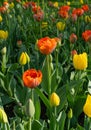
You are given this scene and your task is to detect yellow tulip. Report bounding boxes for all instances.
[0,30,8,40]
[50,92,60,107]
[0,108,8,123]
[85,16,91,23]
[83,94,91,117]
[9,2,14,9]
[19,52,27,65]
[68,108,73,119]
[19,52,30,65]
[25,52,30,63]
[56,22,65,31]
[0,16,3,22]
[80,0,84,4]
[41,22,48,29]
[67,2,71,6]
[53,2,59,8]
[73,52,88,70]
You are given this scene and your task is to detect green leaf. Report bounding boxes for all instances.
[76,124,85,130]
[58,111,66,130]
[34,98,41,120]
[32,120,42,130]
[16,123,25,130]
[35,87,50,110]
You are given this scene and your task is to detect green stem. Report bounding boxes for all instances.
[67,118,70,130]
[12,121,16,130]
[88,117,91,130]
[22,66,24,74]
[2,54,6,73]
[40,22,42,38]
[54,107,57,130]
[46,55,51,98]
[28,118,31,130]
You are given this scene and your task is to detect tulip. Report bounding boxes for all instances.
[82,30,91,42]
[73,52,88,70]
[19,52,30,65]
[25,99,35,118]
[0,108,8,123]
[22,69,42,88]
[83,94,91,117]
[0,16,2,22]
[56,22,65,31]
[37,37,57,55]
[0,30,8,40]
[50,92,60,107]
[68,108,73,119]
[70,33,77,43]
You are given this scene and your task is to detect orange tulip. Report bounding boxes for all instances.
[37,37,57,55]
[22,69,42,88]
[82,30,91,42]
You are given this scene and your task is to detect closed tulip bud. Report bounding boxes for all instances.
[67,2,71,5]
[19,52,27,65]
[70,33,77,43]
[71,14,77,23]
[25,52,30,63]
[50,92,60,107]
[0,108,8,123]
[41,22,48,29]
[25,99,35,118]
[17,40,22,47]
[1,47,7,55]
[68,108,73,119]
[56,22,65,31]
[53,2,59,8]
[80,0,84,4]
[9,2,14,9]
[71,50,77,56]
[85,16,91,23]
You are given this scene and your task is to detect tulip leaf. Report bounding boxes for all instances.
[35,87,50,110]
[32,120,42,130]
[58,111,66,130]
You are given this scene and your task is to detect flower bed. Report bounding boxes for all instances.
[0,0,91,130]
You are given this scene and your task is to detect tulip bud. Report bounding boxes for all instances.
[68,108,73,119]
[19,52,27,65]
[25,99,35,118]
[1,47,7,55]
[0,108,8,123]
[25,52,30,63]
[70,33,77,43]
[56,22,65,31]
[71,50,77,56]
[50,92,60,107]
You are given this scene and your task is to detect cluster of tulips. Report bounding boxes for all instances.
[0,0,91,130]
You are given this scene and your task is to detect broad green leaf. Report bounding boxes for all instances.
[32,120,42,130]
[58,111,66,130]
[35,87,50,110]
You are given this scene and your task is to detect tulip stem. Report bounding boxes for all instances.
[29,118,31,130]
[46,55,51,98]
[22,66,24,74]
[2,54,6,73]
[67,118,70,130]
[54,107,57,130]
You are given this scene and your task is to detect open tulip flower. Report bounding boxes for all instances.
[37,37,57,55]
[73,52,88,70]
[22,69,42,88]
[0,1,91,130]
